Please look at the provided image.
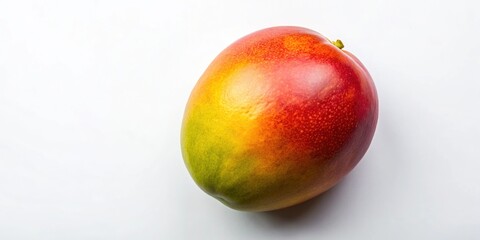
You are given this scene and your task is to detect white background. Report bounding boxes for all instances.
[1,0,479,239]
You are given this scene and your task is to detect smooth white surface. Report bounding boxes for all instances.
[1,0,479,239]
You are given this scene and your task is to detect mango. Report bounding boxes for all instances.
[181,26,378,212]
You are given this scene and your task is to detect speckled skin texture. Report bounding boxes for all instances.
[181,26,378,212]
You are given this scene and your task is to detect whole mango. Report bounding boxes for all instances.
[181,26,378,212]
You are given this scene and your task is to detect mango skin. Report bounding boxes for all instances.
[181,26,378,212]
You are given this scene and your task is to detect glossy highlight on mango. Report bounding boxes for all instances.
[181,26,378,212]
